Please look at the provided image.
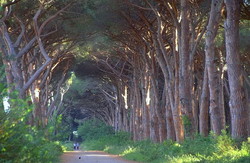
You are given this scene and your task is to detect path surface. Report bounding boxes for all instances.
[60,151,140,163]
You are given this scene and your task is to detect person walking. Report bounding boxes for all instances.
[76,142,80,150]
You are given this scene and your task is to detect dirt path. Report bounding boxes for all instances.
[60,151,140,163]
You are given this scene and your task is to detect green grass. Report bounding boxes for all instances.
[81,132,250,163]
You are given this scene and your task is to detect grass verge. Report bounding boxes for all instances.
[81,132,250,163]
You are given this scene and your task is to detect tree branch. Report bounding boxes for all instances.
[20,58,51,96]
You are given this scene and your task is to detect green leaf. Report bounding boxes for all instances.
[0,83,4,92]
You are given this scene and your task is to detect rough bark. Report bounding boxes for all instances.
[166,92,176,140]
[199,66,210,136]
[224,0,249,139]
[179,0,195,137]
[205,0,225,135]
[141,70,150,139]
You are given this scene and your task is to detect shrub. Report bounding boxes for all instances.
[181,134,215,156]
[61,141,75,151]
[77,119,114,141]
[241,138,250,153]
[0,87,63,163]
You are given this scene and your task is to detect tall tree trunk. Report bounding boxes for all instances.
[205,0,225,135]
[179,0,194,137]
[151,74,167,142]
[149,86,160,142]
[123,85,129,132]
[141,71,150,139]
[199,66,210,136]
[117,82,125,131]
[224,0,249,139]
[173,28,185,142]
[133,72,142,140]
[166,92,176,140]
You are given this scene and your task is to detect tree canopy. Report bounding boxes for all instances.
[0,0,250,144]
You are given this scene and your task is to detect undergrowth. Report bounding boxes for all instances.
[60,141,75,151]
[0,86,63,163]
[82,132,250,163]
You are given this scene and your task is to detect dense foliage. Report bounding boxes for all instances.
[77,119,114,141]
[0,86,63,163]
[82,131,250,163]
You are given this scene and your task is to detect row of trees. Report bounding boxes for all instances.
[1,0,249,143]
[0,0,92,126]
[94,0,250,142]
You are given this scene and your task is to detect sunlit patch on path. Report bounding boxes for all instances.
[60,151,139,163]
